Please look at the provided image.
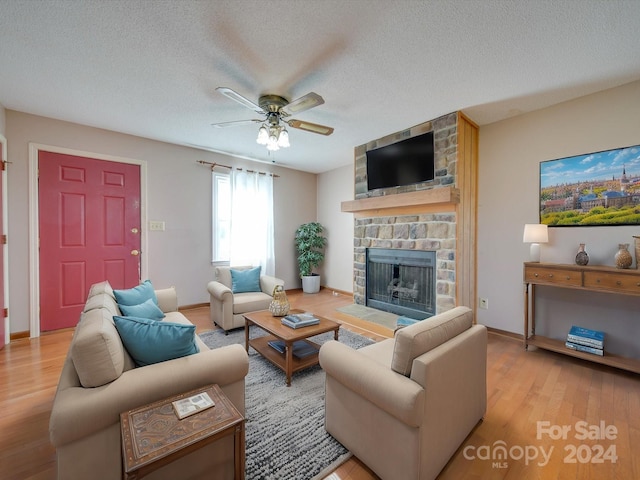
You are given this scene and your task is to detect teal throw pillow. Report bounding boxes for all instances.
[113,316,199,367]
[231,267,261,293]
[118,298,165,320]
[113,280,158,306]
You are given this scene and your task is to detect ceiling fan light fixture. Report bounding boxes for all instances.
[213,87,333,152]
[256,125,269,145]
[266,131,280,151]
[277,128,290,148]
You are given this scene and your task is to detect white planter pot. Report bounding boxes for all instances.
[301,275,321,294]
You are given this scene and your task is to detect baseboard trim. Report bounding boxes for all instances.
[178,302,209,311]
[10,331,30,341]
[321,286,353,297]
[486,326,523,343]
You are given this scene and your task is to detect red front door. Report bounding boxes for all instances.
[38,151,141,331]
[0,145,5,348]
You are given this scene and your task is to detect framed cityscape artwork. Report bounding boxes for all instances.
[539,144,640,226]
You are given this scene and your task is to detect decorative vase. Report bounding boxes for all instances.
[269,285,290,317]
[575,243,589,266]
[615,243,632,269]
[634,236,640,269]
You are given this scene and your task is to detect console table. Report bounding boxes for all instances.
[524,262,640,374]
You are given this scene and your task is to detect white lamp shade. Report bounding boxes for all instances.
[523,224,548,243]
[256,126,269,145]
[523,224,548,262]
[277,129,290,148]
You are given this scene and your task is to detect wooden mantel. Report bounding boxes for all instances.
[341,186,460,217]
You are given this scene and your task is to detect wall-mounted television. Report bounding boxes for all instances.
[366,131,434,191]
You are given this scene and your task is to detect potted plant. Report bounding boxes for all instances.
[295,222,327,293]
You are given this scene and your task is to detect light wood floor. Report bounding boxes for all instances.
[1,289,639,479]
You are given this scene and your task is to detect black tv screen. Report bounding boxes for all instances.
[366,131,434,191]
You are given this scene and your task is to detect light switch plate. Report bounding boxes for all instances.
[149,221,165,231]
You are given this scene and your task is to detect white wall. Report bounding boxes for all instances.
[0,104,5,135]
[477,80,640,359]
[317,164,355,293]
[6,110,317,334]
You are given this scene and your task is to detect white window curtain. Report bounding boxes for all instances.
[229,169,275,275]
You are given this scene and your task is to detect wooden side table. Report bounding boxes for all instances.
[120,384,244,480]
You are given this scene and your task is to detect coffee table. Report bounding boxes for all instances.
[120,384,244,479]
[243,309,340,386]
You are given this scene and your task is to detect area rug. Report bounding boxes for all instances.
[336,303,398,330]
[199,326,374,480]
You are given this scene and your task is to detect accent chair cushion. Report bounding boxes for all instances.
[232,291,273,314]
[71,310,126,388]
[230,266,261,293]
[113,316,199,367]
[118,298,166,320]
[391,306,473,376]
[113,280,158,306]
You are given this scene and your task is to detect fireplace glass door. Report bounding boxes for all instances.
[366,248,436,319]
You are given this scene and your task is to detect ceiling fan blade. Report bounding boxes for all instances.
[211,119,263,128]
[280,92,324,116]
[286,119,334,136]
[216,87,264,114]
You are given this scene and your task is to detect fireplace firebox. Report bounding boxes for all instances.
[366,248,436,319]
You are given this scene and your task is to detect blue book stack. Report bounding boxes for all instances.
[281,313,320,329]
[565,325,604,356]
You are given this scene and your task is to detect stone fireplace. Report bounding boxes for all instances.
[354,212,456,314]
[366,247,436,319]
[342,111,478,315]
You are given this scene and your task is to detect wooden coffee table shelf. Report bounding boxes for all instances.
[120,384,244,479]
[243,309,340,386]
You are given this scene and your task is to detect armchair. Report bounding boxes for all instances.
[207,266,284,333]
[319,306,487,480]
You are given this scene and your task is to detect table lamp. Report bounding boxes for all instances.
[523,224,548,262]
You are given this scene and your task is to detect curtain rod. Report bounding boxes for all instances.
[196,160,279,177]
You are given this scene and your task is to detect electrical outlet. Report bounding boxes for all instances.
[149,221,165,231]
[479,298,489,309]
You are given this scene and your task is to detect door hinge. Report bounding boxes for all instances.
[2,308,7,318]
[1,235,6,245]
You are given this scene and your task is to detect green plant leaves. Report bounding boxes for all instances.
[295,222,327,277]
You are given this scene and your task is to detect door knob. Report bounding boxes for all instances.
[131,227,139,234]
[131,249,140,256]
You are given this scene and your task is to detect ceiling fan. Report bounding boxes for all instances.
[212,87,334,151]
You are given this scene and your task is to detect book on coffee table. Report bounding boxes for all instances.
[281,312,320,329]
[268,340,318,359]
[172,391,215,419]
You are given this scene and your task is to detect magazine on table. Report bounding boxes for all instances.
[268,339,318,358]
[281,312,320,329]
[172,391,215,419]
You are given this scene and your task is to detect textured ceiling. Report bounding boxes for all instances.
[1,0,639,174]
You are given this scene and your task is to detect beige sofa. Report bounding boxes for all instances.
[319,306,487,480]
[49,281,249,480]
[207,266,284,332]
